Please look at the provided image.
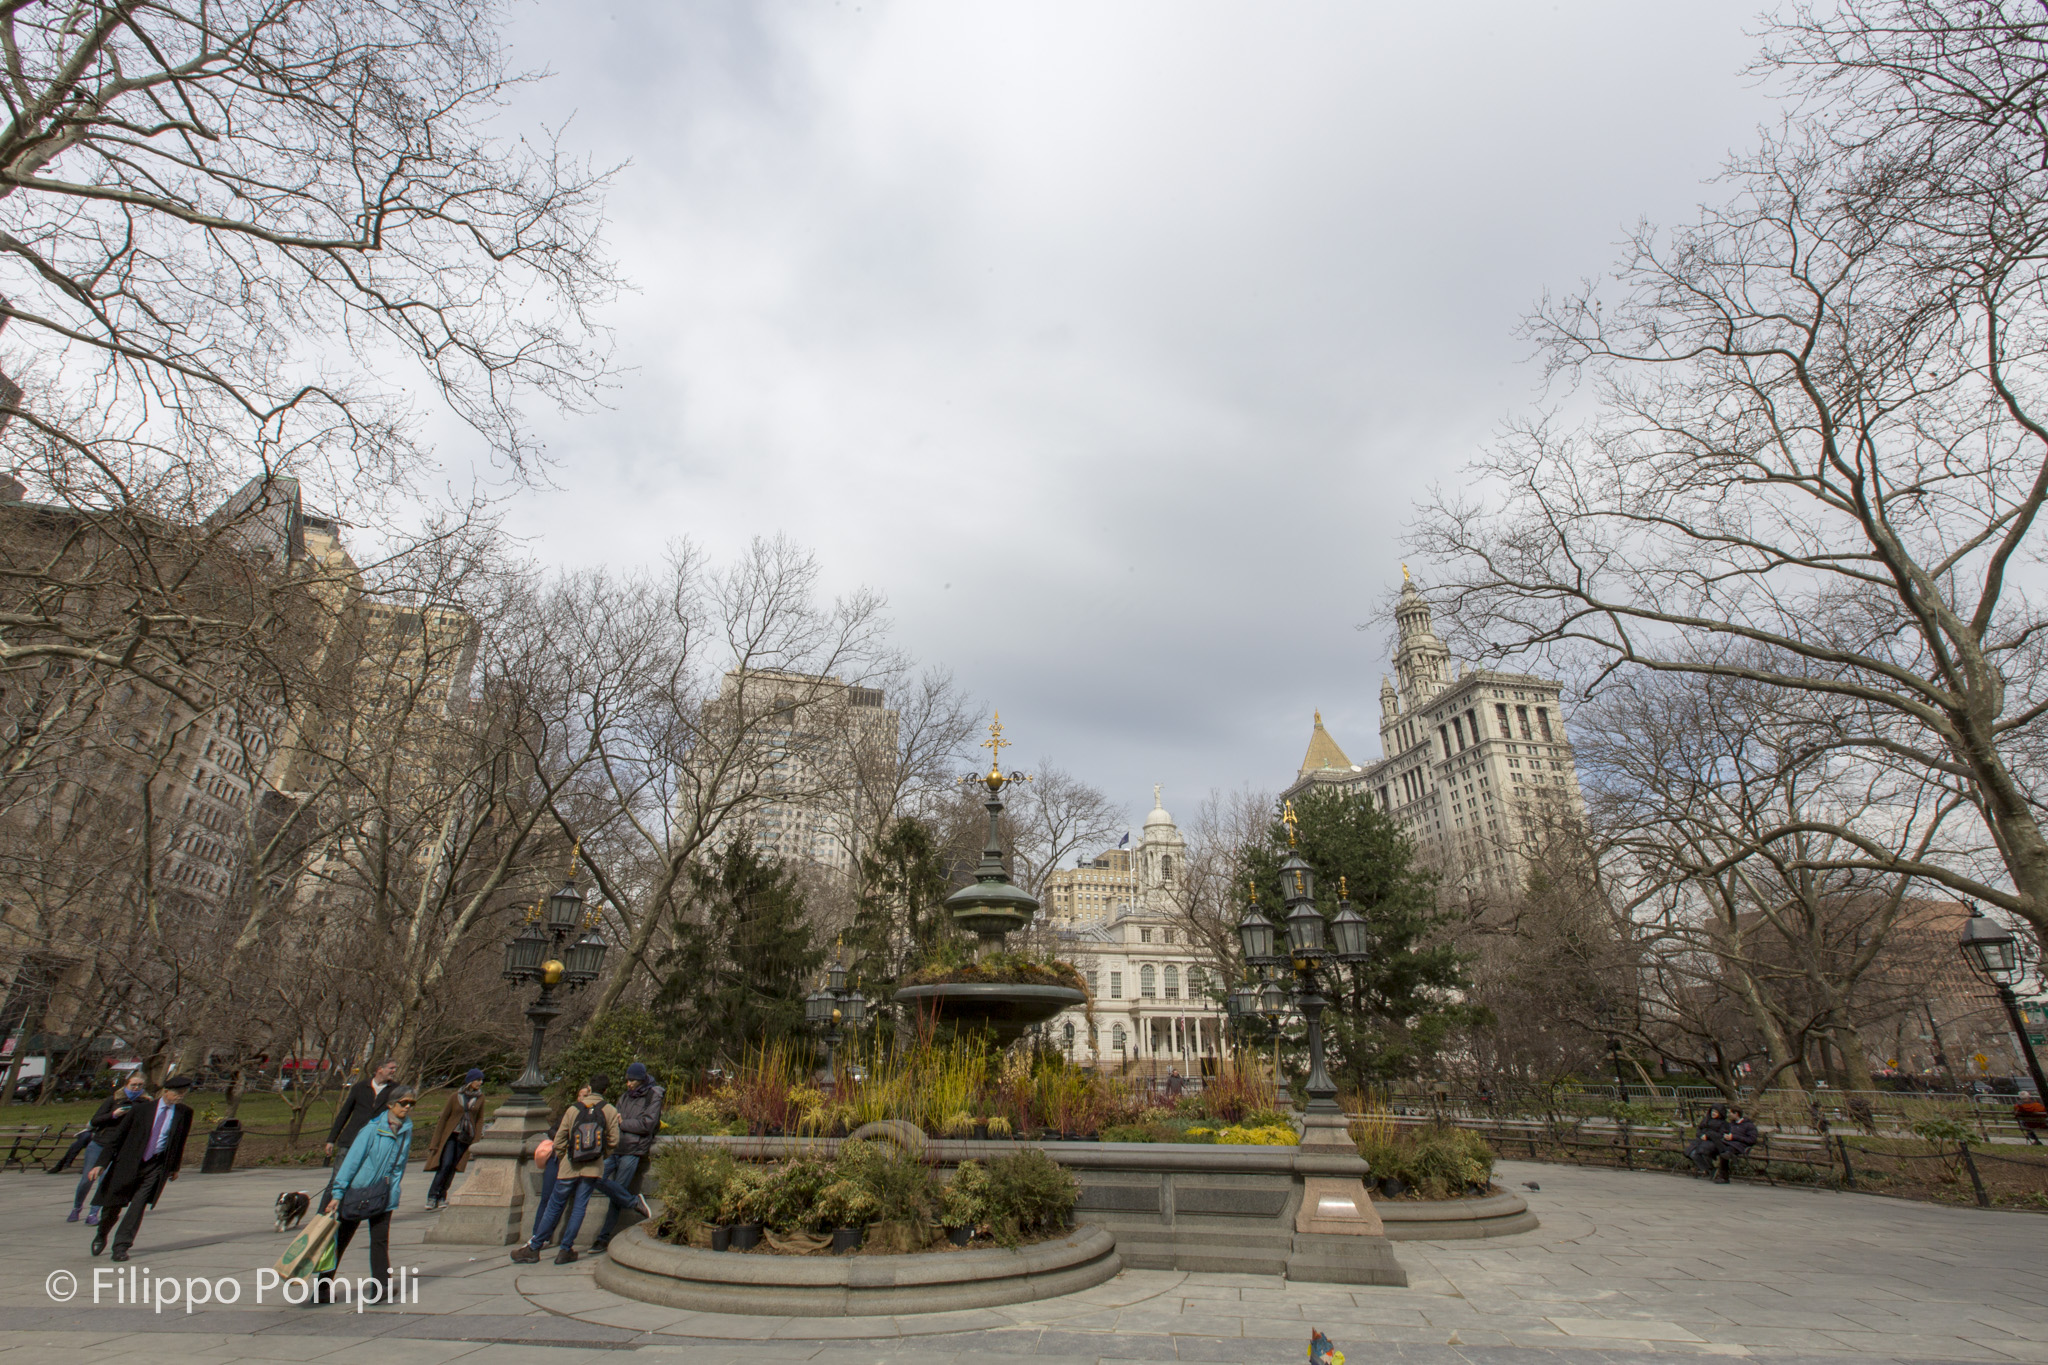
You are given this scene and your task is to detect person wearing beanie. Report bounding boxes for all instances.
[511,1074,639,1264]
[591,1061,665,1254]
[424,1069,489,1211]
[86,1074,196,1261]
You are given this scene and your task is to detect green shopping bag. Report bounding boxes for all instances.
[273,1212,339,1281]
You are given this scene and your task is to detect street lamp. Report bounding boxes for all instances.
[500,849,609,1106]
[1958,906,2048,1100]
[1231,804,1366,1117]
[806,947,868,1085]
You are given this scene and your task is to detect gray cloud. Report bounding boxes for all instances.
[471,0,1774,833]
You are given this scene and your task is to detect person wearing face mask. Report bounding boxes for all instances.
[424,1069,488,1211]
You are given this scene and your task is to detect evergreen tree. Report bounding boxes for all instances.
[847,815,954,993]
[1237,787,1476,1092]
[657,834,825,1072]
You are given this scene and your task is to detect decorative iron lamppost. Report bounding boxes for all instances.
[1237,803,1371,1116]
[501,849,609,1104]
[1958,906,2048,1100]
[804,949,868,1084]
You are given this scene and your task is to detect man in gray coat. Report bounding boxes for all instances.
[591,1062,664,1253]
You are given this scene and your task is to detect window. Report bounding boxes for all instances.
[1440,726,1453,760]
[1452,716,1466,750]
[1140,927,1153,944]
[1536,707,1555,742]
[1086,970,1099,996]
[1515,705,1532,740]
[1112,1024,1126,1050]
[1062,1022,1075,1048]
[1161,854,1173,883]
[1110,971,1123,999]
[1188,966,1205,997]
[1164,965,1180,999]
[1140,965,1156,997]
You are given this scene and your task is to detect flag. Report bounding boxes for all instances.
[1118,831,1130,848]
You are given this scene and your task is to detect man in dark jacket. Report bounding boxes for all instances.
[1715,1107,1761,1183]
[61,1073,147,1224]
[87,1075,196,1261]
[323,1059,397,1203]
[1687,1105,1731,1176]
[590,1062,664,1254]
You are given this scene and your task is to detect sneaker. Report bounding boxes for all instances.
[554,1246,578,1265]
[84,1209,99,1226]
[509,1245,540,1263]
[66,1208,80,1223]
[635,1195,652,1219]
[590,1239,610,1255]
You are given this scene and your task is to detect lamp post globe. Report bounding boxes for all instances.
[1960,908,2021,986]
[565,929,608,983]
[1286,898,1326,962]
[1330,901,1370,962]
[1278,851,1316,908]
[1238,902,1278,966]
[546,878,585,934]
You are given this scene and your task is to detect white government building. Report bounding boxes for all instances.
[1041,790,1231,1076]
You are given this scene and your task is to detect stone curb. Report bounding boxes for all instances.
[593,1223,1122,1316]
[1375,1190,1538,1240]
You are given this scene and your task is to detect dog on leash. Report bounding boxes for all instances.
[274,1190,311,1232]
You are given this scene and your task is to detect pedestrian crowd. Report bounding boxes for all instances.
[44,1058,666,1307]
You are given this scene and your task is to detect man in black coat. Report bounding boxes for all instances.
[326,1059,399,1160]
[1716,1107,1761,1183]
[87,1074,196,1261]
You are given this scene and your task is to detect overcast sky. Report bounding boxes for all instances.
[477,1,1778,838]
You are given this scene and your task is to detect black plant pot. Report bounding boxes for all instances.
[1377,1177,1408,1198]
[831,1226,864,1254]
[710,1225,730,1252]
[973,1122,988,1140]
[947,1226,973,1247]
[730,1222,763,1251]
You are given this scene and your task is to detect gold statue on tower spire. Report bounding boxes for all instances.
[968,711,1031,794]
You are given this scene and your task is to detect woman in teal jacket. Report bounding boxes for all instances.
[315,1084,416,1305]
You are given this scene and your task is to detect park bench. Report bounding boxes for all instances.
[0,1124,75,1172]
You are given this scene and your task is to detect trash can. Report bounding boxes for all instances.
[199,1119,243,1174]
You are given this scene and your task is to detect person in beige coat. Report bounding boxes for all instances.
[509,1075,642,1264]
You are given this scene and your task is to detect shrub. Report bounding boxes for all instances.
[1357,1126,1495,1198]
[817,1179,880,1229]
[832,1138,939,1225]
[666,1097,732,1135]
[1217,1124,1298,1146]
[981,1148,1080,1245]
[718,1164,773,1223]
[651,1142,736,1236]
[759,1157,833,1231]
[941,1159,990,1229]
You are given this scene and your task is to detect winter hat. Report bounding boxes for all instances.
[466,1068,485,1082]
[626,1062,650,1082]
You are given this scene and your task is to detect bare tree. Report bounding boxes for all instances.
[1003,764,1127,898]
[0,0,615,743]
[1413,0,2048,944]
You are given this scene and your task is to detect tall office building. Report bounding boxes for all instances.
[1284,575,1585,884]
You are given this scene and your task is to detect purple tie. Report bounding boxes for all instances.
[146,1104,173,1159]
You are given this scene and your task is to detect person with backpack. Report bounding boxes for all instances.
[510,1075,636,1264]
[314,1085,416,1305]
[590,1061,665,1254]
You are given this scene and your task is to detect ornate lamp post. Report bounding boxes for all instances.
[1237,805,1371,1117]
[1959,906,2048,1100]
[804,949,868,1085]
[501,853,609,1104]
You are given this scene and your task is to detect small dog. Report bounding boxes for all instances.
[274,1190,311,1233]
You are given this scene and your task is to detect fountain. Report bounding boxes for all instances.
[891,714,1086,1045]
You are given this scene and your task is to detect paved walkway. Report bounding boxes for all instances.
[0,1159,2038,1364]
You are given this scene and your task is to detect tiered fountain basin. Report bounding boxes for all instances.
[889,981,1086,1047]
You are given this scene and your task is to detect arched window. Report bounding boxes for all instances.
[1062,1022,1075,1048]
[1140,965,1156,997]
[1162,854,1174,883]
[1164,965,1180,999]
[1188,965,1205,998]
[1112,1024,1126,1050]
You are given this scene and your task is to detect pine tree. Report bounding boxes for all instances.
[846,815,954,994]
[657,833,825,1071]
[1237,787,1477,1092]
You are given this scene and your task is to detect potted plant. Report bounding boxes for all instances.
[722,1169,769,1250]
[818,1179,878,1254]
[985,1115,1013,1140]
[942,1111,976,1140]
[942,1160,989,1245]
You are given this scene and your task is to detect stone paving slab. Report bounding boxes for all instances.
[0,1159,2038,1362]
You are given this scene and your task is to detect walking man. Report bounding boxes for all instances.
[87,1074,196,1261]
[324,1059,397,1204]
[424,1069,487,1210]
[58,1074,145,1224]
[591,1062,664,1253]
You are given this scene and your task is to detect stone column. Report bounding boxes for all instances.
[425,1095,554,1246]
[1287,1111,1407,1286]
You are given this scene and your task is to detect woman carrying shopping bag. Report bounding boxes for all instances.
[314,1084,415,1306]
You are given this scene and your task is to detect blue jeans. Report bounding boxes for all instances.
[528,1162,637,1250]
[71,1141,104,1211]
[594,1153,642,1243]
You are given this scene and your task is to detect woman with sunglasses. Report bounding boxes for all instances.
[315,1084,417,1305]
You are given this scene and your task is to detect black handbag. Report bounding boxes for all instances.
[337,1177,389,1221]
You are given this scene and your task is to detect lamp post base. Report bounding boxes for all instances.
[427,1092,555,1246]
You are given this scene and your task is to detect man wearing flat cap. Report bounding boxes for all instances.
[86,1073,196,1261]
